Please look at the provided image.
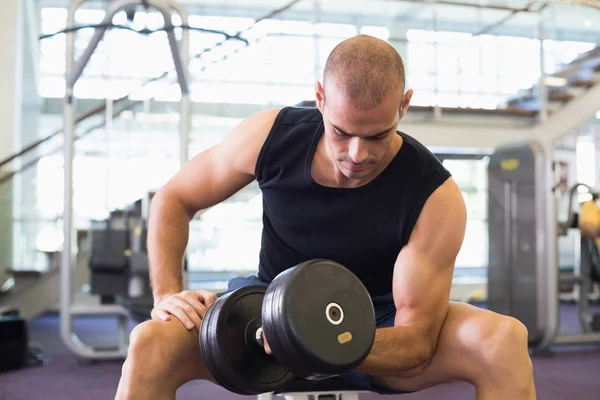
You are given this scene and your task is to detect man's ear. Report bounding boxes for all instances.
[399,89,413,119]
[315,81,325,112]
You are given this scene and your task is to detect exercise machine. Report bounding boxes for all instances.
[61,0,191,361]
[87,191,190,323]
[559,184,600,333]
[487,140,600,353]
[88,196,154,323]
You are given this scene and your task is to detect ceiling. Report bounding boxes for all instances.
[42,0,600,38]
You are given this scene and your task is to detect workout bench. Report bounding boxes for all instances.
[257,379,368,399]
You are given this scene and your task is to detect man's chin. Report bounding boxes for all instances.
[342,166,373,179]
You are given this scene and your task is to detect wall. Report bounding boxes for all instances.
[0,0,42,270]
[0,1,23,269]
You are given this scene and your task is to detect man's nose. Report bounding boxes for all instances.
[348,137,368,164]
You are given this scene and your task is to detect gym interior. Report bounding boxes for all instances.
[1,0,600,399]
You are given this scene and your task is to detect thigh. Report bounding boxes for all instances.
[224,274,269,294]
[371,302,498,392]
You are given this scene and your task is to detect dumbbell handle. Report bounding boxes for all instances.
[255,326,265,347]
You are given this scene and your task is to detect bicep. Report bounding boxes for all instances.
[393,178,467,341]
[162,108,281,216]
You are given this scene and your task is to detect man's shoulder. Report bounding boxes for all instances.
[397,131,429,154]
[397,131,444,168]
[275,106,322,127]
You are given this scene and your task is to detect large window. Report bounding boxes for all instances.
[406,29,595,109]
[30,5,598,276]
[442,158,489,269]
[38,7,358,104]
[576,137,596,189]
[187,157,492,273]
[39,7,596,108]
[188,186,263,271]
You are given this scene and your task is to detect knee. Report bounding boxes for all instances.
[128,320,160,357]
[478,315,531,369]
[123,320,171,377]
[493,316,529,354]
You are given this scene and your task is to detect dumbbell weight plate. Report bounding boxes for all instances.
[200,285,295,395]
[262,259,376,379]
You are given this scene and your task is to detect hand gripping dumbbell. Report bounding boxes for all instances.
[199,259,376,395]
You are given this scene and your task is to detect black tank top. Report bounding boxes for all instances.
[255,106,451,296]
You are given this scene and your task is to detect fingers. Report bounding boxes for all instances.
[167,296,203,330]
[181,294,211,326]
[152,308,171,322]
[150,290,218,331]
[180,292,210,319]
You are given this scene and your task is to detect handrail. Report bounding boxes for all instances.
[0,96,131,170]
[0,99,141,187]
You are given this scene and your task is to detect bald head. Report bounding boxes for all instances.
[323,35,405,111]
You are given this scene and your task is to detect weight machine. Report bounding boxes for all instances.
[559,183,600,333]
[487,141,600,353]
[61,0,191,360]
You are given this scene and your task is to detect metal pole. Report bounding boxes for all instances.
[178,2,191,168]
[67,25,108,88]
[163,0,191,289]
[68,0,142,88]
[62,0,167,360]
[158,6,189,96]
[179,96,191,167]
[118,315,129,348]
[60,0,85,359]
[578,237,593,332]
[432,1,441,120]
[105,97,113,212]
[538,6,549,122]
[538,141,559,350]
[313,0,321,83]
[160,0,190,167]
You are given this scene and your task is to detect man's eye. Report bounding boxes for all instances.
[371,133,388,140]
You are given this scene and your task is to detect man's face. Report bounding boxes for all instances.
[316,82,411,180]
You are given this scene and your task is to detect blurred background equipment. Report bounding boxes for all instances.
[487,143,600,355]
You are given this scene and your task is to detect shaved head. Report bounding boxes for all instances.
[322,35,406,111]
[314,35,412,186]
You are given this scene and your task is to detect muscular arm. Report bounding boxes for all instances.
[148,109,281,301]
[356,177,467,377]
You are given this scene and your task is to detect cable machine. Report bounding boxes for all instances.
[60,0,191,360]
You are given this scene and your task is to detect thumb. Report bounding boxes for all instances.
[196,290,218,306]
[263,336,273,355]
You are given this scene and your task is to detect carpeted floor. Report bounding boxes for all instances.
[0,305,599,400]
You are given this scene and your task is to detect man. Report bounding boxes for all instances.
[115,35,536,400]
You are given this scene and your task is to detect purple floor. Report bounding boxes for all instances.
[0,305,599,399]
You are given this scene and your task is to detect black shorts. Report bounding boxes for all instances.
[223,275,410,395]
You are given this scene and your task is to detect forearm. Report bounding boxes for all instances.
[147,189,192,301]
[355,326,432,377]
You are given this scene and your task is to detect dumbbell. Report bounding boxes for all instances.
[199,259,376,395]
